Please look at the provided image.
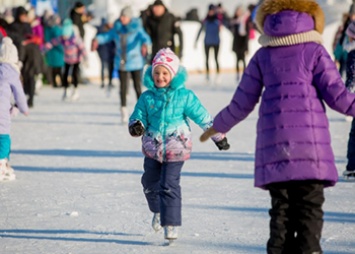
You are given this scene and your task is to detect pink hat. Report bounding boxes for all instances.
[152,48,180,78]
[346,21,355,39]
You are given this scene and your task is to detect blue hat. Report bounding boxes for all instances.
[62,19,74,37]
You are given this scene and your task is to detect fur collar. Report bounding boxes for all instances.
[143,65,188,93]
[255,0,325,34]
[258,30,323,47]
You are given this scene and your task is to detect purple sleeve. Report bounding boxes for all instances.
[10,77,28,114]
[312,45,355,115]
[213,53,263,133]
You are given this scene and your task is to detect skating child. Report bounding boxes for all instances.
[343,21,355,180]
[0,37,29,181]
[200,0,355,253]
[44,18,87,101]
[129,48,229,242]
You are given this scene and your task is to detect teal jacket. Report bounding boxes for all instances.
[130,66,215,162]
[96,18,151,71]
[44,25,64,68]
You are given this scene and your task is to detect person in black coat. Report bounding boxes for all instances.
[230,6,250,82]
[70,1,86,40]
[8,6,42,108]
[143,0,183,61]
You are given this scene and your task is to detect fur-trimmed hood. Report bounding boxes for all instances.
[143,65,188,93]
[255,0,325,35]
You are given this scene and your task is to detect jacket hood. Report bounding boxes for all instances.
[255,0,325,35]
[143,65,187,92]
[114,17,142,33]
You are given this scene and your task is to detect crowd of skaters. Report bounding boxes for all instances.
[0,1,260,111]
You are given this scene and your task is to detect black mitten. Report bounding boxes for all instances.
[214,137,230,150]
[129,121,145,137]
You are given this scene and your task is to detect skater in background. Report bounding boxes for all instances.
[0,37,29,181]
[43,14,64,88]
[91,6,151,123]
[143,0,183,61]
[230,5,250,83]
[129,48,229,242]
[195,4,222,84]
[200,0,355,252]
[70,1,87,40]
[44,18,87,101]
[8,6,42,108]
[342,21,355,180]
[95,17,115,90]
[333,3,355,79]
[332,13,350,79]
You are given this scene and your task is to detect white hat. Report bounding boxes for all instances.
[152,48,180,78]
[0,37,21,73]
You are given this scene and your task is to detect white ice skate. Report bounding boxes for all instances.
[121,106,128,124]
[0,159,15,181]
[343,170,355,181]
[164,226,178,243]
[152,213,162,232]
[71,88,80,101]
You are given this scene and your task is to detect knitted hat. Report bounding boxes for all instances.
[120,6,133,18]
[62,18,74,37]
[153,0,164,6]
[0,37,20,73]
[152,48,180,79]
[346,21,355,39]
[208,4,215,11]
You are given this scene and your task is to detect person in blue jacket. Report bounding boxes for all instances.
[95,17,115,90]
[44,14,64,88]
[92,6,151,123]
[195,4,223,84]
[128,48,230,242]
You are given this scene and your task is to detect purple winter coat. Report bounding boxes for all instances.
[0,63,28,134]
[213,10,355,189]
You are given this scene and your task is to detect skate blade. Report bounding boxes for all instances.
[163,239,176,246]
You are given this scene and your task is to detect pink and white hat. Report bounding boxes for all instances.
[152,48,180,78]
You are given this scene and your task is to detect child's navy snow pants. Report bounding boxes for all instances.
[141,157,184,226]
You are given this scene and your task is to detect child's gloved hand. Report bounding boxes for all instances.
[214,137,230,150]
[129,121,145,137]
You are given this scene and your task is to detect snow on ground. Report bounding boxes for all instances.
[0,72,354,254]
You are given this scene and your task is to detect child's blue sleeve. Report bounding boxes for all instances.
[96,28,116,45]
[184,90,213,130]
[129,94,148,127]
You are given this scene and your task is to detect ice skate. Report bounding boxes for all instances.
[343,170,355,181]
[71,88,80,101]
[121,106,128,123]
[0,159,14,181]
[164,226,178,241]
[0,159,7,181]
[152,213,162,232]
[62,88,68,101]
[106,84,112,98]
